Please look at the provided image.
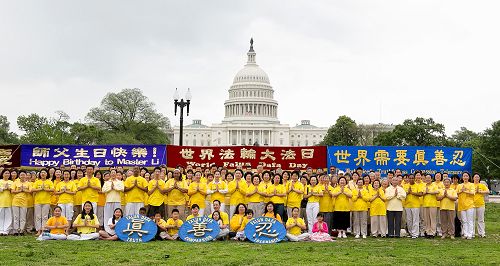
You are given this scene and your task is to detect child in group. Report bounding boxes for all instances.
[186,204,202,220]
[154,211,169,240]
[139,207,147,216]
[233,209,253,241]
[67,201,100,240]
[99,208,122,241]
[310,213,333,242]
[163,209,184,240]
[36,206,69,241]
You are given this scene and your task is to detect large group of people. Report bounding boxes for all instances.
[0,164,490,242]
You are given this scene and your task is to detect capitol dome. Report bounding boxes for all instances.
[232,63,270,84]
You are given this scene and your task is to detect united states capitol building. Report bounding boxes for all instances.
[172,39,328,147]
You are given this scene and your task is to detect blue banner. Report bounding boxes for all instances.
[244,217,286,244]
[179,216,220,242]
[21,144,166,167]
[327,146,472,175]
[115,215,158,243]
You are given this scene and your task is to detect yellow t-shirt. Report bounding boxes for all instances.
[332,186,352,212]
[351,187,369,211]
[318,185,334,213]
[227,180,247,206]
[12,180,31,207]
[46,216,69,235]
[56,181,77,204]
[367,188,386,216]
[186,214,202,221]
[148,179,166,206]
[74,187,83,206]
[0,180,13,207]
[457,183,475,211]
[165,179,188,206]
[264,212,282,222]
[267,184,286,204]
[74,214,99,234]
[286,182,304,208]
[438,188,457,211]
[286,217,306,235]
[26,181,34,208]
[307,185,322,203]
[187,182,207,209]
[403,183,424,208]
[124,176,148,203]
[422,183,439,208]
[230,214,244,232]
[50,179,61,205]
[246,184,265,203]
[166,218,183,235]
[33,179,54,205]
[258,181,272,203]
[208,181,228,204]
[473,183,488,207]
[77,177,101,203]
[209,211,229,225]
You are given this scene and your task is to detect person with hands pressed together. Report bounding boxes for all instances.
[367,180,387,237]
[403,172,424,238]
[385,175,406,238]
[208,171,228,214]
[437,178,457,239]
[36,206,69,240]
[246,175,265,217]
[31,168,55,236]
[11,170,32,235]
[332,177,352,238]
[147,167,167,218]
[165,169,188,220]
[286,171,304,219]
[457,172,475,239]
[77,165,101,212]
[187,172,208,216]
[422,174,439,238]
[67,201,100,240]
[102,170,124,229]
[55,170,77,223]
[124,166,148,215]
[227,169,248,219]
[472,173,489,238]
[286,207,309,241]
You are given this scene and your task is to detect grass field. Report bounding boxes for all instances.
[0,204,499,266]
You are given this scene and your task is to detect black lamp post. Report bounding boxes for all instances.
[173,88,191,146]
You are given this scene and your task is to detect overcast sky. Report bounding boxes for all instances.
[1,0,499,135]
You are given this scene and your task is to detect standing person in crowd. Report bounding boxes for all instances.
[368,180,386,237]
[332,177,352,238]
[208,171,228,214]
[25,171,36,233]
[0,169,13,235]
[386,175,406,238]
[147,167,166,218]
[473,173,489,238]
[102,170,124,230]
[246,175,265,217]
[99,208,122,241]
[73,170,84,221]
[187,172,208,216]
[457,172,475,240]
[259,171,273,207]
[403,172,424,238]
[165,169,188,220]
[422,174,439,238]
[77,165,101,212]
[267,173,286,222]
[286,171,304,219]
[319,175,334,232]
[68,201,100,240]
[305,176,321,233]
[227,169,247,219]
[351,179,369,238]
[285,207,309,242]
[32,168,54,236]
[36,206,69,241]
[437,178,457,239]
[433,172,445,236]
[124,166,148,215]
[310,213,333,242]
[11,170,31,235]
[55,170,77,223]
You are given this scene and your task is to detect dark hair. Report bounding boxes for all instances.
[212,199,221,206]
[291,207,299,213]
[309,175,318,185]
[234,203,247,215]
[154,166,161,171]
[171,208,179,214]
[234,169,244,176]
[264,202,277,218]
[81,201,95,220]
[212,211,221,220]
[317,213,324,218]
[372,179,381,188]
[387,171,395,175]
[86,164,95,169]
[273,173,283,184]
[245,209,254,215]
[251,174,261,183]
[291,170,300,177]
[0,168,11,179]
[191,204,200,210]
[53,206,62,212]
[139,207,147,213]
[112,208,123,224]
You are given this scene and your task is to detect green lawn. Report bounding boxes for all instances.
[1,204,499,266]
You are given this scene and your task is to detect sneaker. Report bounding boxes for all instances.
[466,237,472,240]
[411,236,417,239]
[343,233,347,239]
[450,236,455,239]
[362,235,366,239]
[355,234,360,239]
[347,227,352,234]
[441,235,446,239]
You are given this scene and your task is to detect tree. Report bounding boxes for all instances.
[17,112,74,144]
[448,127,480,147]
[477,121,500,186]
[374,117,448,146]
[0,115,19,144]
[86,88,170,144]
[320,115,360,146]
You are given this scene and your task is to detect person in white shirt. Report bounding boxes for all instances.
[99,208,122,240]
[385,175,406,238]
[101,170,124,227]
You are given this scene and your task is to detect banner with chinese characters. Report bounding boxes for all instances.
[179,216,220,242]
[244,217,287,244]
[328,146,472,175]
[20,144,167,167]
[115,215,158,242]
[0,145,21,168]
[167,145,327,170]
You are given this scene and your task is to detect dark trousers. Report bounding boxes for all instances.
[322,212,334,232]
[387,211,402,237]
[275,204,286,223]
[148,204,165,218]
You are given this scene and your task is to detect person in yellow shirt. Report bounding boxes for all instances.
[229,203,247,237]
[267,173,287,222]
[124,166,148,215]
[232,209,253,241]
[437,178,458,239]
[227,169,247,219]
[422,174,439,237]
[32,169,55,235]
[67,201,100,240]
[263,201,282,222]
[186,204,202,220]
[50,169,62,212]
[305,176,322,233]
[55,170,77,223]
[72,169,84,221]
[187,172,208,216]
[209,200,230,239]
[259,171,273,204]
[165,169,188,221]
[207,171,228,214]
[457,172,475,239]
[433,172,445,237]
[246,175,266,217]
[403,172,424,238]
[11,170,31,235]
[367,180,386,237]
[285,207,309,241]
[318,175,334,232]
[147,167,167,218]
[96,171,106,226]
[0,169,14,235]
[472,173,489,238]
[25,171,36,233]
[77,165,101,212]
[286,171,304,219]
[332,177,352,238]
[351,179,369,238]
[36,206,69,240]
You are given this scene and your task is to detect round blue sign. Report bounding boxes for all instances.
[244,217,286,244]
[178,216,220,242]
[115,215,158,243]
